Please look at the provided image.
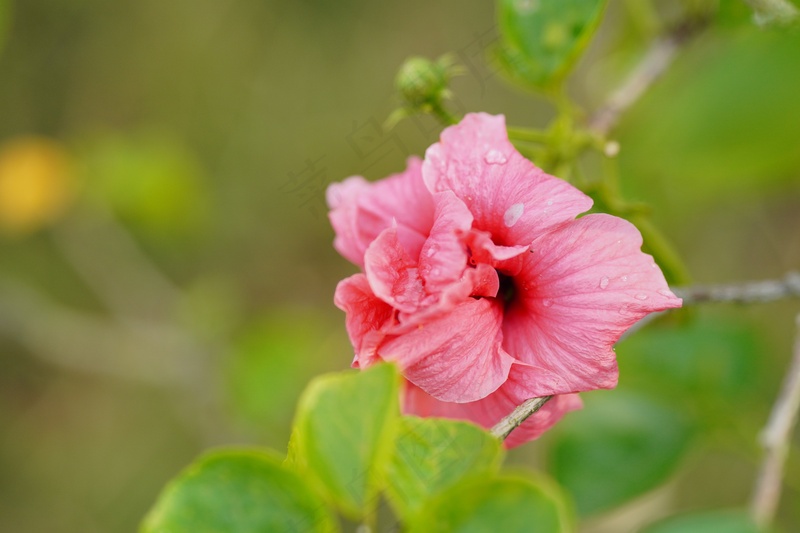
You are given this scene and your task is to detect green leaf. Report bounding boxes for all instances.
[619,29,800,211]
[494,0,608,90]
[290,363,400,519]
[617,315,763,421]
[641,509,764,533]
[225,311,339,446]
[385,416,504,519]
[407,473,575,533]
[548,391,694,516]
[140,448,338,533]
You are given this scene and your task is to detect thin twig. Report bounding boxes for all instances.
[588,20,708,137]
[491,396,552,440]
[618,273,800,341]
[0,280,201,386]
[751,314,800,529]
[673,271,800,305]
[0,278,229,445]
[50,209,183,320]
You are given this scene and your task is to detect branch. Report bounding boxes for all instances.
[588,19,708,137]
[491,396,552,440]
[751,314,800,529]
[673,271,800,305]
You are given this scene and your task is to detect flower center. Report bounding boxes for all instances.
[498,272,516,307]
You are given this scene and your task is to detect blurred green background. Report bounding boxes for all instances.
[0,0,798,531]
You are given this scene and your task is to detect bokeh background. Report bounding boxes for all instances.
[1,0,799,531]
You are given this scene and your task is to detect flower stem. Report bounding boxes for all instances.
[507,126,550,144]
[491,396,553,440]
[429,101,458,126]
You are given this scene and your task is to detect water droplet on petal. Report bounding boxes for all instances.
[546,198,553,206]
[542,298,553,307]
[425,244,438,257]
[484,149,507,165]
[657,289,673,297]
[619,304,635,315]
[620,275,628,282]
[634,293,648,300]
[503,203,525,227]
[599,276,609,289]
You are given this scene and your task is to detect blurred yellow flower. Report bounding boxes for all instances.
[0,137,76,236]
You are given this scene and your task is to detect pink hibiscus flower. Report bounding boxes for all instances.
[327,113,682,447]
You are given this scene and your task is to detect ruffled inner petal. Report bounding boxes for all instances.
[327,157,435,268]
[418,191,473,294]
[364,227,426,314]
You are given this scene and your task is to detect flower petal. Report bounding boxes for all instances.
[503,214,683,396]
[422,113,593,247]
[418,191,473,294]
[333,273,395,369]
[465,228,529,276]
[327,176,371,267]
[328,157,435,268]
[466,262,501,299]
[379,298,513,403]
[402,367,583,449]
[365,227,426,313]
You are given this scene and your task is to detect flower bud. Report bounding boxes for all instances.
[394,55,459,109]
